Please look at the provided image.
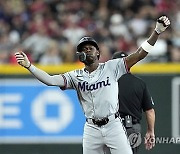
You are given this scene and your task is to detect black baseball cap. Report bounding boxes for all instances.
[77,37,99,52]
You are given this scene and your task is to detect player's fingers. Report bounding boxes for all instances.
[145,139,149,148]
[16,57,25,61]
[158,16,167,21]
[146,141,152,150]
[163,16,167,20]
[158,16,170,27]
[158,15,167,21]
[17,60,24,64]
[150,143,154,150]
[163,16,170,23]
[161,16,165,21]
[149,142,153,149]
[15,53,23,57]
[164,17,170,24]
[15,54,24,61]
[21,51,27,57]
[145,141,149,150]
[158,16,164,21]
[164,16,169,20]
[145,134,150,140]
[15,55,24,59]
[17,59,23,62]
[14,51,26,57]
[145,136,155,150]
[14,52,22,56]
[165,20,170,26]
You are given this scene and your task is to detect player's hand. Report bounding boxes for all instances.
[155,16,170,34]
[144,131,155,150]
[14,51,31,68]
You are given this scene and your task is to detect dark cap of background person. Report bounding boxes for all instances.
[112,52,128,59]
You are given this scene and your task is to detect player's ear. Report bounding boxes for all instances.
[97,50,100,60]
[97,50,100,56]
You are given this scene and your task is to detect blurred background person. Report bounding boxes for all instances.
[39,40,63,65]
[0,0,179,64]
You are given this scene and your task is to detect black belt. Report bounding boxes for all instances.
[86,112,119,127]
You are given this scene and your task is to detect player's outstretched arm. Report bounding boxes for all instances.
[14,51,65,87]
[125,16,170,69]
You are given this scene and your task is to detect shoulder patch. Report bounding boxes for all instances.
[74,69,83,77]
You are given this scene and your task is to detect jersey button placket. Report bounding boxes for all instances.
[88,74,96,117]
[90,90,96,116]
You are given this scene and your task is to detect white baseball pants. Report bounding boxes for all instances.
[83,117,132,154]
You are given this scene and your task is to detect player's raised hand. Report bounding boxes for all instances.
[155,16,170,34]
[14,51,31,68]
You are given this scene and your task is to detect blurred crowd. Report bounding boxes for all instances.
[0,0,180,65]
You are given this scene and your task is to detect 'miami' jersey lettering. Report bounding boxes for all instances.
[78,77,111,91]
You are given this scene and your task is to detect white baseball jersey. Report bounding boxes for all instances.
[61,58,128,119]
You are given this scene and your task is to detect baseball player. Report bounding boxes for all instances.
[15,16,170,154]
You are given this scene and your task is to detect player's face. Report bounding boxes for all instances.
[81,44,100,64]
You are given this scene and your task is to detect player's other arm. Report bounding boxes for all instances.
[125,16,170,69]
[14,51,65,87]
